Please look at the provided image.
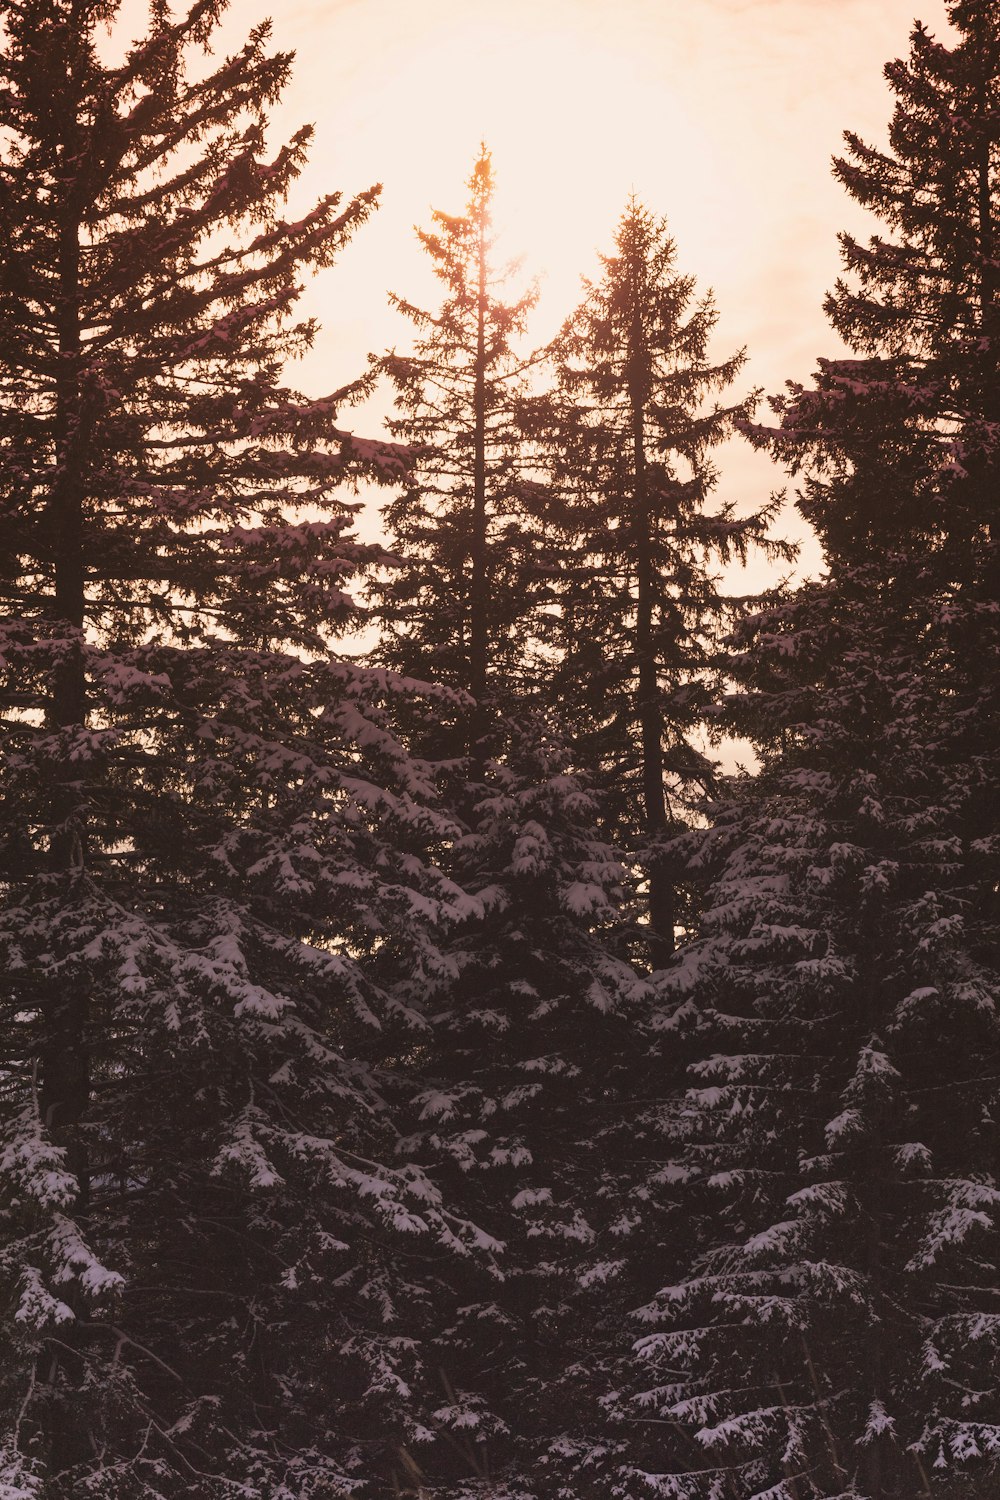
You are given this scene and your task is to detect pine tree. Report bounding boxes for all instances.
[542,201,789,968]
[374,146,550,742]
[0,4,491,1494]
[764,0,1000,566]
[382,712,652,1499]
[615,8,1000,1497]
[369,163,660,1495]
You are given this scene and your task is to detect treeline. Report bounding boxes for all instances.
[1,2,1000,1499]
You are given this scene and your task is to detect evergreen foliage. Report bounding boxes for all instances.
[385,714,652,1499]
[5,1,1000,1497]
[762,0,1000,565]
[620,565,1000,1500]
[374,147,548,729]
[0,3,491,1493]
[618,7,1000,1497]
[541,201,789,966]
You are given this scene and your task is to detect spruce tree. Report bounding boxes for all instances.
[542,201,789,968]
[368,164,660,1495]
[0,4,489,1494]
[617,7,1000,1497]
[384,713,652,1499]
[374,146,549,739]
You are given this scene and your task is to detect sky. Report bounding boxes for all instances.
[129,0,956,572]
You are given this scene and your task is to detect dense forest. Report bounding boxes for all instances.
[2,1,1000,1497]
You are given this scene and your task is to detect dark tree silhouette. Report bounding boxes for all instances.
[618,8,1000,1497]
[373,146,551,750]
[0,3,490,1494]
[542,200,787,967]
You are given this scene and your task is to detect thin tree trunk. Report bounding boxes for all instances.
[976,40,1000,561]
[976,31,996,344]
[43,132,90,1199]
[468,211,489,757]
[629,301,674,968]
[39,139,93,1478]
[862,1149,886,1500]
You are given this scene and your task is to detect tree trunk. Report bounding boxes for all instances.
[43,125,90,1194]
[39,129,93,1479]
[975,28,997,345]
[629,301,674,968]
[859,1126,893,1500]
[976,40,1000,562]
[468,210,489,758]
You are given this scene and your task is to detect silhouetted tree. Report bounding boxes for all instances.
[542,201,788,967]
[0,4,490,1494]
[619,8,1000,1497]
[373,146,551,751]
[384,713,651,1500]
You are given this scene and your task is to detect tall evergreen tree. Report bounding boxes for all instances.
[616,8,1000,1497]
[542,201,789,968]
[764,0,1000,566]
[382,714,652,1500]
[0,4,490,1495]
[374,146,549,740]
[369,166,660,1495]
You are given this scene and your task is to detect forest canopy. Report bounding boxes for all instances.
[1,3,999,1499]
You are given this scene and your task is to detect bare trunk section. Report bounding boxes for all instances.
[857,1105,906,1500]
[976,33,997,345]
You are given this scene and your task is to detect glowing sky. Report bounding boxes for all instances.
[169,0,956,567]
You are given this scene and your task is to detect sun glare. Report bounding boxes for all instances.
[249,0,801,564]
[99,0,948,584]
[283,1,761,371]
[345,11,751,333]
[103,0,951,416]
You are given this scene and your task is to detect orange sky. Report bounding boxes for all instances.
[262,0,952,574]
[121,0,957,571]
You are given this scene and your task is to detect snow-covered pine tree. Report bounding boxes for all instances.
[542,201,789,968]
[373,146,551,744]
[0,3,493,1494]
[366,162,659,1496]
[618,7,1000,1497]
[382,712,652,1499]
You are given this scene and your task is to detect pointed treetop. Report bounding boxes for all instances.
[468,139,494,215]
